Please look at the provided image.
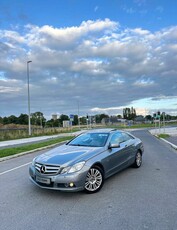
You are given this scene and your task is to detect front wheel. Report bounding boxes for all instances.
[84,166,104,193]
[133,151,142,168]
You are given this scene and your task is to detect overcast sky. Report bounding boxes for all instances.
[0,0,177,119]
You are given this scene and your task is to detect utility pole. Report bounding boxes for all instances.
[27,61,32,136]
[163,112,165,133]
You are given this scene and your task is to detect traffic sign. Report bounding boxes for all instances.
[69,114,74,121]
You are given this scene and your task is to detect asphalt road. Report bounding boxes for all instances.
[0,130,177,230]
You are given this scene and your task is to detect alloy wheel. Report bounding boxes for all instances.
[85,167,103,193]
[136,152,142,167]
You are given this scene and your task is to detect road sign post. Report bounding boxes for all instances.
[162,112,165,133]
[69,114,74,129]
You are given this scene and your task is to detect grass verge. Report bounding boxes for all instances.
[0,136,73,158]
[157,134,170,139]
[105,124,155,129]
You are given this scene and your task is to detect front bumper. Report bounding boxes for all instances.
[29,165,89,192]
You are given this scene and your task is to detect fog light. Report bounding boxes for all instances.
[69,182,74,187]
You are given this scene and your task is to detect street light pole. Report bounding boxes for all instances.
[27,61,32,136]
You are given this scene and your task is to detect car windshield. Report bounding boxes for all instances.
[68,133,109,147]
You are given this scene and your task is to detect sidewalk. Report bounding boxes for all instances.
[0,130,83,149]
[166,136,177,146]
[149,127,177,150]
[149,127,177,136]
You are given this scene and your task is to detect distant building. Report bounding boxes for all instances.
[63,120,71,128]
[101,116,126,125]
[134,116,145,123]
[52,114,58,121]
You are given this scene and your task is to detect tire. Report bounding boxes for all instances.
[84,166,104,194]
[133,151,142,168]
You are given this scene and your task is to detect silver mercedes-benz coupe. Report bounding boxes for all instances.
[29,129,144,193]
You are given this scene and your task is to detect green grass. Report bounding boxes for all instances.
[0,136,73,158]
[105,123,154,129]
[125,124,154,129]
[157,134,170,139]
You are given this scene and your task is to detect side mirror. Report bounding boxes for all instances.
[108,143,120,149]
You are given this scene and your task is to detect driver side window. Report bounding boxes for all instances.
[110,132,123,145]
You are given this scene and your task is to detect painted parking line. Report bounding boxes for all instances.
[0,162,31,176]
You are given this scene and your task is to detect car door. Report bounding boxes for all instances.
[104,132,130,177]
[121,133,136,164]
[122,133,137,164]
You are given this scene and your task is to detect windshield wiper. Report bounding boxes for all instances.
[69,144,94,147]
[69,144,82,146]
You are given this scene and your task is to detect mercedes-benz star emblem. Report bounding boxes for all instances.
[40,165,46,174]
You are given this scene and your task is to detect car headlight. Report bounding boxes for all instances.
[32,157,37,166]
[60,161,85,174]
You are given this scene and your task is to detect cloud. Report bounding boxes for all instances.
[0,86,20,93]
[91,106,123,115]
[134,0,147,7]
[0,19,177,117]
[122,5,136,14]
[25,19,118,50]
[156,6,164,13]
[134,77,155,86]
[122,0,148,15]
[94,6,99,12]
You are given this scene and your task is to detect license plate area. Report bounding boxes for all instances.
[36,176,51,185]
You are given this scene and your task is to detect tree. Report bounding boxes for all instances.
[59,114,69,126]
[95,114,109,123]
[3,117,9,125]
[80,116,87,125]
[31,112,46,127]
[8,115,18,124]
[17,114,28,125]
[145,115,152,121]
[117,114,122,119]
[131,107,136,120]
[1,115,18,125]
[165,114,173,121]
[73,115,78,125]
[123,107,136,120]
[45,118,59,127]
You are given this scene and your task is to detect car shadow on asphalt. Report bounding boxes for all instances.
[28,182,85,198]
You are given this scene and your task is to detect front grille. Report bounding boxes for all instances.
[35,162,60,175]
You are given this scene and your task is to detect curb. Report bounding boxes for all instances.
[148,130,177,150]
[0,141,67,163]
[159,138,177,150]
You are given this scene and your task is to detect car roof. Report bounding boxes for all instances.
[86,128,118,134]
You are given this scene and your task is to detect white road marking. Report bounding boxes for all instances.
[0,162,31,176]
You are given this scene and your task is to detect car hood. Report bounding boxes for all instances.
[35,144,104,166]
